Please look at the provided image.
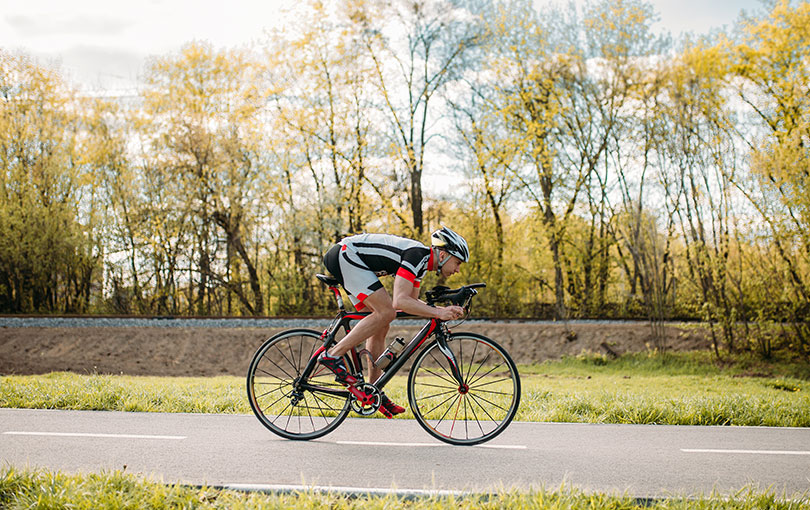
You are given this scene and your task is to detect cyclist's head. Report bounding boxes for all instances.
[431,226,469,269]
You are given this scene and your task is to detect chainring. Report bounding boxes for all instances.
[349,382,382,416]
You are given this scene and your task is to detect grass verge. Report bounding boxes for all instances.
[519,351,810,426]
[1,351,808,426]
[2,467,808,510]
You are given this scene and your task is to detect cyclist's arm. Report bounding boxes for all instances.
[392,275,462,320]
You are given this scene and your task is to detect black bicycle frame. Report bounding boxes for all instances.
[296,304,464,398]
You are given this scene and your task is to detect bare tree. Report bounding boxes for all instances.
[355,0,484,235]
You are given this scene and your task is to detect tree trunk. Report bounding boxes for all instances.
[213,210,264,316]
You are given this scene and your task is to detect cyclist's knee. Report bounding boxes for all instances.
[372,306,397,324]
[363,290,396,323]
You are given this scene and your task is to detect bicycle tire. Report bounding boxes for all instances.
[247,328,352,440]
[408,332,520,446]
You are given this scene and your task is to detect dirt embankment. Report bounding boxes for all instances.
[0,322,712,377]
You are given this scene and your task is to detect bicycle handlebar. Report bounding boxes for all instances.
[425,283,486,308]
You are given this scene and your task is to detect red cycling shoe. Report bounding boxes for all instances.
[317,352,358,386]
[379,393,406,418]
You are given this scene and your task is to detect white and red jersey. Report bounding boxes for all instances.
[339,233,434,286]
[323,233,436,308]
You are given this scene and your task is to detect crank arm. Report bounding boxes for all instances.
[346,384,374,403]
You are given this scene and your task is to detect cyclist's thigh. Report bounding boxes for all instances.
[360,287,394,314]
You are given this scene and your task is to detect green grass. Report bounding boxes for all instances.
[517,351,810,427]
[0,373,249,414]
[1,351,809,426]
[2,467,808,509]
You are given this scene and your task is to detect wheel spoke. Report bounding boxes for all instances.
[467,363,505,389]
[448,391,464,438]
[415,386,459,401]
[303,394,320,431]
[308,391,345,414]
[413,381,458,392]
[426,350,460,384]
[269,399,294,426]
[466,351,497,386]
[463,340,477,384]
[287,340,298,376]
[421,391,460,420]
[418,367,458,387]
[463,395,487,436]
[283,404,295,430]
[259,388,294,412]
[414,364,458,386]
[467,391,505,420]
[257,351,297,381]
[469,377,515,395]
[254,383,287,401]
[272,341,302,377]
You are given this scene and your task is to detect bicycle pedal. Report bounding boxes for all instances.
[378,407,394,419]
[336,375,358,385]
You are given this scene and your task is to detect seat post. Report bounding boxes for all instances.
[331,286,345,311]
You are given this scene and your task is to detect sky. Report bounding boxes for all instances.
[1,0,767,93]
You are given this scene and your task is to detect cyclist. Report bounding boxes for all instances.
[319,226,469,418]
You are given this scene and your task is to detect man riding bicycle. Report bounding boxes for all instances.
[319,226,470,418]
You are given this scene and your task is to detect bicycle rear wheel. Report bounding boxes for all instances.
[408,333,520,446]
[247,329,351,440]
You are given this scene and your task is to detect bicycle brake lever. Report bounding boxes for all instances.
[451,287,476,307]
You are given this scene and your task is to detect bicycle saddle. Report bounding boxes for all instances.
[316,273,341,287]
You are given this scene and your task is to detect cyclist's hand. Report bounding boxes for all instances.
[437,305,464,321]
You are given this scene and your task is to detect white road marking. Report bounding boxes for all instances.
[682,448,810,456]
[3,431,186,440]
[336,440,526,450]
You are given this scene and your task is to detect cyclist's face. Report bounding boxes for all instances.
[440,254,463,277]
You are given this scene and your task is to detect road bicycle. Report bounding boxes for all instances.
[246,274,520,446]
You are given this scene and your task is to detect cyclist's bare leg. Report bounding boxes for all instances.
[327,289,395,361]
[365,323,389,384]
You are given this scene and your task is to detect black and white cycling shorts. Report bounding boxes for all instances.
[323,243,384,310]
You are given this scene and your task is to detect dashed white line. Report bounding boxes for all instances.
[682,448,810,456]
[336,440,526,449]
[3,431,186,440]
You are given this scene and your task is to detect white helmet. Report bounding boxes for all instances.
[431,226,470,268]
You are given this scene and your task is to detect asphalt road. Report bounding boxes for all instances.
[2,408,809,499]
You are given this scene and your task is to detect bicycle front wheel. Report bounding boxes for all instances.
[247,329,351,440]
[408,333,520,446]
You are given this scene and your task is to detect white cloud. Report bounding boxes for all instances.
[648,0,765,35]
[5,13,131,37]
[0,0,769,92]
[1,0,290,91]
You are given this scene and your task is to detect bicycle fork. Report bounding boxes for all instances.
[435,329,467,391]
